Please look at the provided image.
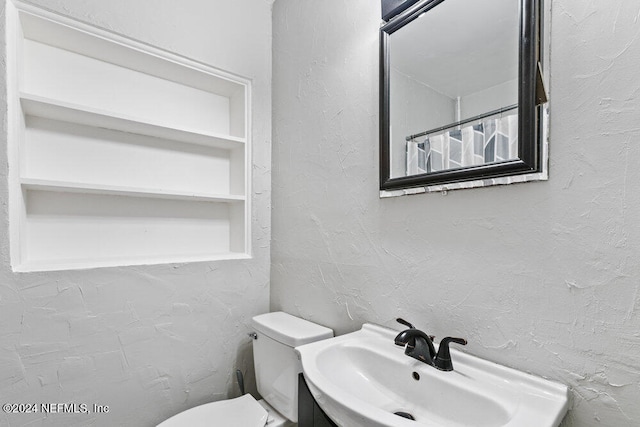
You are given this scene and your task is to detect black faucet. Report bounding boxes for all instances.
[395,327,437,365]
[393,318,467,371]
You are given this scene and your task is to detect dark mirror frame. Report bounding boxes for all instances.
[380,0,543,191]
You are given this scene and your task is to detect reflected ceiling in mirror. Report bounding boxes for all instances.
[380,0,545,192]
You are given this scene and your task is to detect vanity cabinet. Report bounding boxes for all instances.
[6,1,251,272]
[298,374,338,427]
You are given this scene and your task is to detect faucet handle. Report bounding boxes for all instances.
[396,318,415,329]
[434,337,467,371]
[394,319,436,346]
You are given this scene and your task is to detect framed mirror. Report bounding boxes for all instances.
[380,0,546,192]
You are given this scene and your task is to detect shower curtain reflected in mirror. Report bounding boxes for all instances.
[406,110,518,176]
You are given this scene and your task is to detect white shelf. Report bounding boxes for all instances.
[17,7,245,98]
[21,178,245,203]
[20,93,246,150]
[15,252,252,273]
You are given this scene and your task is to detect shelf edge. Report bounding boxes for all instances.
[21,178,246,203]
[14,252,253,273]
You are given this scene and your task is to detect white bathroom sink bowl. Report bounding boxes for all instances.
[296,324,569,427]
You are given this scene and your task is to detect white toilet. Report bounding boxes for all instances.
[158,312,333,427]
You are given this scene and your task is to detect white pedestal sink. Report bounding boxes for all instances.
[296,324,569,427]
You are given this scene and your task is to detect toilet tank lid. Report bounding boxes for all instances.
[252,312,334,347]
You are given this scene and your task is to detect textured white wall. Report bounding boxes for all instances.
[272,1,640,426]
[0,0,272,426]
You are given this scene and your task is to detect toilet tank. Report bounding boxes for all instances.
[252,312,333,423]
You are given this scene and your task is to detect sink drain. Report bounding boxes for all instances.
[394,411,415,420]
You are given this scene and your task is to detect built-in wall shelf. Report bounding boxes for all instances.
[20,178,246,203]
[7,0,251,272]
[20,93,247,150]
[15,252,252,274]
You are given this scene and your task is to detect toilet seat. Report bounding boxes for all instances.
[157,394,268,427]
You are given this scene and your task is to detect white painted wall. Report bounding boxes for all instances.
[272,1,640,426]
[0,0,272,426]
[390,68,455,178]
[390,0,519,100]
[460,78,518,120]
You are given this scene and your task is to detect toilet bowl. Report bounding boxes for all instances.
[157,312,333,427]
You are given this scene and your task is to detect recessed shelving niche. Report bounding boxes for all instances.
[6,1,251,272]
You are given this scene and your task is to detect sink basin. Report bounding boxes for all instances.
[296,324,569,427]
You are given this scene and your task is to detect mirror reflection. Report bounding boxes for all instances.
[389,0,520,179]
